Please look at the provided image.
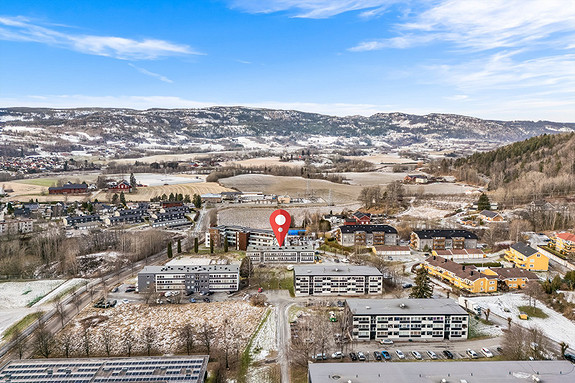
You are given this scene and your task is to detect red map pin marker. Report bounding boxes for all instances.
[270,209,291,247]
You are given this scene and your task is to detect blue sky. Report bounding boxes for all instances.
[1,1,574,121]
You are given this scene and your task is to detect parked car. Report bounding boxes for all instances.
[331,352,344,359]
[111,287,119,293]
[427,351,438,359]
[122,299,129,304]
[496,346,503,353]
[341,258,350,263]
[481,347,494,358]
[411,351,422,360]
[380,339,394,345]
[258,287,263,293]
[564,353,575,363]
[466,349,479,359]
[402,283,413,289]
[396,350,405,359]
[203,297,211,303]
[314,353,327,360]
[357,351,366,361]
[349,352,358,361]
[185,291,194,296]
[189,298,197,303]
[125,287,135,293]
[373,351,382,361]
[381,351,391,361]
[443,350,454,359]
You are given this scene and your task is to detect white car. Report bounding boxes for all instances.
[426,350,438,359]
[341,258,350,263]
[380,339,394,345]
[411,351,422,360]
[331,352,344,359]
[395,350,405,359]
[122,299,129,304]
[466,349,478,359]
[481,347,493,358]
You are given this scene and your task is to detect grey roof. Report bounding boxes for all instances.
[338,224,397,234]
[140,264,239,274]
[308,361,575,383]
[414,229,478,240]
[346,298,467,316]
[511,242,539,257]
[294,265,383,277]
[0,356,209,383]
[480,210,500,218]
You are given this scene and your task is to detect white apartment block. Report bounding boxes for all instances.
[346,299,469,342]
[293,265,383,297]
[0,219,34,235]
[138,264,239,293]
[246,245,315,264]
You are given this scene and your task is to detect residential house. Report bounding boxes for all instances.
[138,264,239,293]
[404,174,429,184]
[483,267,538,289]
[373,245,411,257]
[63,214,101,229]
[425,255,498,293]
[149,206,190,228]
[431,248,485,260]
[478,210,503,222]
[352,211,371,225]
[277,195,291,204]
[108,180,132,193]
[200,193,222,203]
[322,213,346,226]
[410,230,478,251]
[336,225,398,247]
[504,242,549,271]
[294,265,383,297]
[345,298,469,342]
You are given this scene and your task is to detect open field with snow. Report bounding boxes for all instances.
[466,293,575,348]
[345,154,417,164]
[59,301,266,356]
[225,157,305,168]
[93,182,233,202]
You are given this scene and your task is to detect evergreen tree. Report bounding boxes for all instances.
[194,237,199,253]
[167,242,173,258]
[410,267,433,299]
[177,239,182,253]
[119,191,126,206]
[130,173,137,190]
[192,194,202,208]
[111,193,119,205]
[223,237,229,252]
[477,193,491,210]
[184,194,191,203]
[210,239,214,254]
[169,192,175,201]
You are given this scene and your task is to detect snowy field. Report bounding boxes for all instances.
[107,173,204,186]
[166,256,220,266]
[0,280,65,309]
[466,293,575,347]
[33,278,86,306]
[246,309,278,383]
[60,302,265,356]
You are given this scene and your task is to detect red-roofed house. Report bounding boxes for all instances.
[553,232,575,255]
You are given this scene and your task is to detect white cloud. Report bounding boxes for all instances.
[128,64,173,83]
[0,16,200,60]
[351,0,575,51]
[228,0,399,18]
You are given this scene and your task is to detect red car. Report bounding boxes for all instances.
[258,287,263,293]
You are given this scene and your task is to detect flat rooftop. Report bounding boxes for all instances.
[247,245,314,251]
[308,361,575,383]
[294,265,383,277]
[346,298,467,316]
[140,264,239,274]
[0,356,209,383]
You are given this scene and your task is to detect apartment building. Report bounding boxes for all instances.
[150,206,191,228]
[246,245,315,264]
[207,225,277,250]
[432,248,485,260]
[410,230,478,251]
[552,232,575,255]
[0,219,34,235]
[483,267,538,289]
[138,264,239,293]
[293,265,383,297]
[504,242,549,271]
[63,214,101,229]
[346,298,469,341]
[336,224,398,247]
[425,255,498,293]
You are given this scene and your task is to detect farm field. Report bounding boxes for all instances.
[345,154,417,164]
[93,182,233,202]
[224,157,305,168]
[58,301,266,357]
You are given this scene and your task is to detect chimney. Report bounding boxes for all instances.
[470,270,474,276]
[462,265,466,271]
[433,255,436,260]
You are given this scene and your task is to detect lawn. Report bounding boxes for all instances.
[518,305,549,319]
[15,178,58,187]
[2,312,43,340]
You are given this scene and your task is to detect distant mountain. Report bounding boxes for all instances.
[1,107,574,154]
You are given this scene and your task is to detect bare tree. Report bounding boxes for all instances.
[123,331,135,357]
[143,326,157,356]
[11,329,26,359]
[560,342,569,357]
[101,325,113,356]
[198,322,215,355]
[141,283,155,305]
[55,298,66,327]
[59,330,75,358]
[72,292,81,313]
[289,317,315,368]
[178,324,196,355]
[484,308,491,322]
[502,325,528,360]
[82,327,92,357]
[34,321,56,358]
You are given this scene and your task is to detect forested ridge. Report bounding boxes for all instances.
[435,133,575,203]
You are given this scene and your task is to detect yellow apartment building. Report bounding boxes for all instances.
[505,242,549,271]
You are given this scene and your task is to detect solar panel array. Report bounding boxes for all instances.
[0,357,208,383]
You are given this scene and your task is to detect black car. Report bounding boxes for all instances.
[565,353,575,363]
[203,297,211,302]
[349,352,358,361]
[185,291,194,296]
[443,350,454,359]
[373,351,382,361]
